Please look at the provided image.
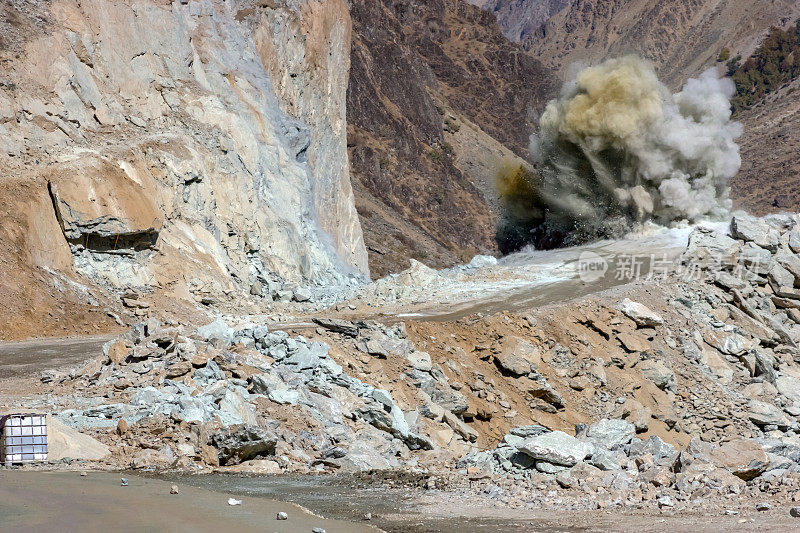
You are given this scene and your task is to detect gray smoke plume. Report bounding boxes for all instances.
[497,56,742,251]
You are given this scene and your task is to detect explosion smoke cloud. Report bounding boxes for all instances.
[498,56,742,252]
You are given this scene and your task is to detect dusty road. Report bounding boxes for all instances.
[0,471,378,533]
[0,335,113,378]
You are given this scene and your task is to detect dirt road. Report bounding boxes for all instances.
[0,335,113,378]
[0,471,377,533]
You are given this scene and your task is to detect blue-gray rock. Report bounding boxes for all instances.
[585,419,635,449]
[518,431,589,466]
[197,318,234,345]
[211,425,278,465]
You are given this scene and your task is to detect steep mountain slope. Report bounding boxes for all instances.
[465,0,569,43]
[475,0,800,220]
[347,0,557,276]
[731,77,800,215]
[523,0,800,87]
[0,0,367,338]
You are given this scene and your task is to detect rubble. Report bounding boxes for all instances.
[8,213,800,515]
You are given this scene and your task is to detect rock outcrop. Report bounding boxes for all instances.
[0,0,368,325]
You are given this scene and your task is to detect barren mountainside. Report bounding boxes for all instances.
[478,0,800,219]
[347,0,557,276]
[465,0,569,43]
[521,0,800,87]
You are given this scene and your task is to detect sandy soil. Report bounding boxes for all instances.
[0,471,378,533]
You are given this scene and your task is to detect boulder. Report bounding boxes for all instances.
[131,448,174,470]
[684,227,740,260]
[703,328,750,356]
[776,375,800,405]
[790,229,800,254]
[292,287,313,302]
[197,318,234,345]
[770,263,796,291]
[407,351,432,372]
[706,439,769,481]
[520,377,565,408]
[312,318,360,337]
[509,425,550,438]
[617,332,650,353]
[616,299,663,327]
[211,425,278,465]
[731,214,780,251]
[495,352,533,376]
[585,419,635,449]
[47,416,111,461]
[518,430,589,466]
[748,400,790,427]
[590,448,621,471]
[429,385,469,415]
[638,360,675,391]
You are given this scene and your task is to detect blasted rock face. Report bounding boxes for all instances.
[5,0,369,300]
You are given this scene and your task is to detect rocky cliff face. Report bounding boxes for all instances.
[347,0,557,276]
[0,0,368,336]
[465,0,569,43]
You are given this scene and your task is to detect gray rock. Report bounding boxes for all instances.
[770,263,796,291]
[740,244,774,274]
[509,425,550,438]
[684,227,740,260]
[292,287,312,302]
[211,425,278,466]
[249,373,283,395]
[268,389,305,406]
[754,350,777,383]
[590,448,620,471]
[790,230,800,254]
[518,430,589,467]
[748,400,790,427]
[312,318,360,337]
[535,461,569,474]
[407,351,432,372]
[657,495,675,508]
[616,299,663,327]
[197,318,234,345]
[495,352,533,376]
[193,360,225,388]
[585,419,635,449]
[638,360,675,391]
[252,325,269,341]
[703,328,749,356]
[776,375,800,406]
[731,214,780,251]
[429,385,469,415]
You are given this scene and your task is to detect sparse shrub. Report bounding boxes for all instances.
[717,47,731,62]
[729,19,800,114]
[428,148,443,164]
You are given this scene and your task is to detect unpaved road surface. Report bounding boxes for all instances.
[0,335,113,378]
[0,471,377,533]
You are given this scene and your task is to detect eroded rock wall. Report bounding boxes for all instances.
[0,0,367,305]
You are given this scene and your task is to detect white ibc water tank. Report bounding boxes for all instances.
[1,414,48,464]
